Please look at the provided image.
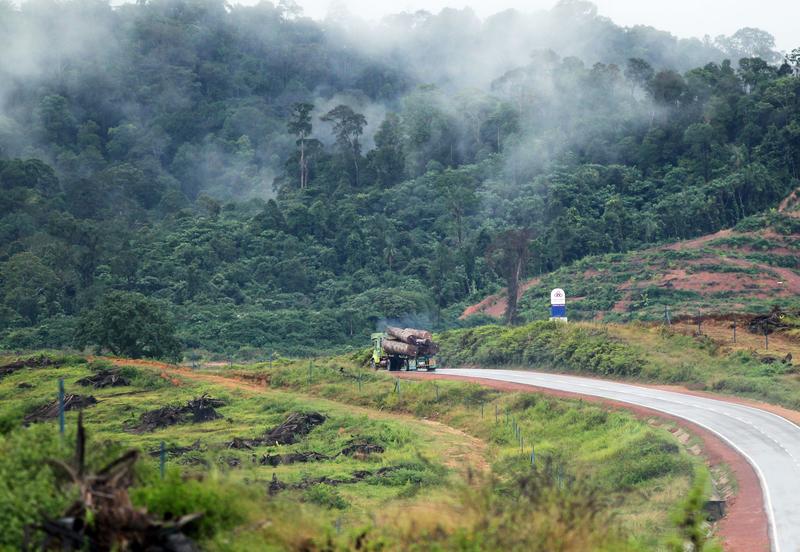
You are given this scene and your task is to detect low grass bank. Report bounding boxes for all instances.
[437,320,800,409]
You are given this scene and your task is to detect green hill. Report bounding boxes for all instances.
[463,205,800,323]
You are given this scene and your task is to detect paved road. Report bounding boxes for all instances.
[438,368,800,552]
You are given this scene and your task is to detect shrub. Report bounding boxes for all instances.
[303,484,349,510]
[0,426,74,548]
[598,433,689,490]
[131,471,246,539]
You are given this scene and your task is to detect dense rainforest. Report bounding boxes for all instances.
[0,0,798,355]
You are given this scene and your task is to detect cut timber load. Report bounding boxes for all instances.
[381,339,418,357]
[371,326,439,371]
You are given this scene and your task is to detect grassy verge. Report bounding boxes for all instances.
[0,352,718,550]
[225,356,717,549]
[438,320,800,409]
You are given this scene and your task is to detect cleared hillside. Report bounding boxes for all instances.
[463,201,800,324]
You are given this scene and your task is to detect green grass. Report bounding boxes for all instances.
[439,320,800,410]
[225,355,716,549]
[0,353,718,551]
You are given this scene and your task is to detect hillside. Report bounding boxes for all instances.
[1,0,799,356]
[462,195,800,324]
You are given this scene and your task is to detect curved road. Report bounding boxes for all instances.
[438,368,800,552]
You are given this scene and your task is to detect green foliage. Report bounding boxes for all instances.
[131,471,246,539]
[0,0,796,358]
[0,426,73,547]
[439,322,645,377]
[303,484,349,510]
[598,433,688,490]
[75,291,182,361]
[668,472,723,552]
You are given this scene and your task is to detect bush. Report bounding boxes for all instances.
[75,291,182,361]
[0,426,74,548]
[439,322,645,377]
[131,471,246,539]
[303,484,349,510]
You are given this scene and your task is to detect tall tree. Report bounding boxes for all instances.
[321,105,367,186]
[288,102,314,189]
[75,291,182,361]
[625,58,654,97]
[486,228,534,325]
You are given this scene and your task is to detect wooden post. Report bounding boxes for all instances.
[58,378,65,436]
[160,441,166,479]
[733,320,737,343]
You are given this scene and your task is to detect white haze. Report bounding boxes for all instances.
[291,0,796,53]
[0,0,791,203]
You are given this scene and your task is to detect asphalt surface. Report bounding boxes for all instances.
[438,368,800,552]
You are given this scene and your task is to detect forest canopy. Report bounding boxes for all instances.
[0,0,798,355]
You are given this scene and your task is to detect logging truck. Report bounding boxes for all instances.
[371,326,439,371]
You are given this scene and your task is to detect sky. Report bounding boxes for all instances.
[289,0,798,52]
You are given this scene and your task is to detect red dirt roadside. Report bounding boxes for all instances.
[397,371,771,552]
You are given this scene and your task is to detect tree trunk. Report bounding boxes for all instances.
[505,256,523,325]
[352,144,360,187]
[299,138,306,189]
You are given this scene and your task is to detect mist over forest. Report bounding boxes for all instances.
[0,0,798,355]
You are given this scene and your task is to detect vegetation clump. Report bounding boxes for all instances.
[130,394,225,433]
[24,394,98,425]
[439,321,645,377]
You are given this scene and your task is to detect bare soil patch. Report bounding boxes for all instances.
[460,277,540,319]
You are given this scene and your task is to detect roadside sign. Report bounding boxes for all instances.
[550,288,567,322]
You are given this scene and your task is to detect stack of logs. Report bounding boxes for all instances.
[381,326,439,357]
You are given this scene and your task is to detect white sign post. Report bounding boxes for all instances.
[550,288,567,322]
